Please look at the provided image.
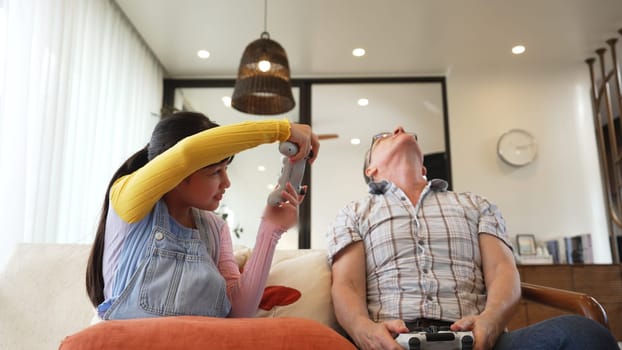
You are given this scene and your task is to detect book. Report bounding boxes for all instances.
[564,234,593,264]
[545,240,560,264]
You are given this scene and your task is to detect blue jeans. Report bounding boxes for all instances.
[494,315,618,350]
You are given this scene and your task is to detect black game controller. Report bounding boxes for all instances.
[395,326,474,350]
[267,141,309,206]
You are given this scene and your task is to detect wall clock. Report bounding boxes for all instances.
[497,129,537,167]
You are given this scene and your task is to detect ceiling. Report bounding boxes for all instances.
[115,0,622,79]
[113,0,622,249]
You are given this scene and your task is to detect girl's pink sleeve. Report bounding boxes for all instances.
[218,219,284,317]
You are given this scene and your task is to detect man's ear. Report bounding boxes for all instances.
[422,166,427,177]
[365,166,377,180]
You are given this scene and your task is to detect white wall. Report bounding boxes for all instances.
[447,62,611,263]
[309,62,613,264]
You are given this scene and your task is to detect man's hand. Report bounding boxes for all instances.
[351,319,410,350]
[451,314,503,350]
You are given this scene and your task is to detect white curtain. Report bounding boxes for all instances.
[0,0,163,267]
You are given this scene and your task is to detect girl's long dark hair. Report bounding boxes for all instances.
[86,112,219,307]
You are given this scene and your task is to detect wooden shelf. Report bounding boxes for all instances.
[509,264,622,341]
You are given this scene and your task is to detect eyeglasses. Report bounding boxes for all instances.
[367,132,418,167]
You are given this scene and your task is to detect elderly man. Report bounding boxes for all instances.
[326,127,617,350]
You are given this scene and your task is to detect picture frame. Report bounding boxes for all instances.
[516,234,537,255]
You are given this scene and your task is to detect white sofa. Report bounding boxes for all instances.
[0,243,341,350]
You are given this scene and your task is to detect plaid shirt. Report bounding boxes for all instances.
[326,179,512,322]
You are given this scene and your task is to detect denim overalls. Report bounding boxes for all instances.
[103,201,231,319]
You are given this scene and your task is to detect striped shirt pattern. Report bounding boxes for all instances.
[326,179,512,323]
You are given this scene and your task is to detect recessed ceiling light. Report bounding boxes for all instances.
[222,96,231,107]
[350,138,361,145]
[257,165,266,172]
[352,48,366,57]
[267,184,275,190]
[512,45,526,55]
[197,50,211,59]
[358,98,369,106]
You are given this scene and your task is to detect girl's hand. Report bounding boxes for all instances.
[288,123,319,164]
[262,183,307,231]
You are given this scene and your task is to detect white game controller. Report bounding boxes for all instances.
[395,326,474,350]
[267,141,309,206]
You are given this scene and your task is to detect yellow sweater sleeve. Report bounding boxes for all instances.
[110,119,291,223]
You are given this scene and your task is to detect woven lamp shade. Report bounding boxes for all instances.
[232,33,295,115]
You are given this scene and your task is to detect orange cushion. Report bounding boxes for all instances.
[58,316,355,350]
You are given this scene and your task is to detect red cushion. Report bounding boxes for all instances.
[59,316,355,350]
[259,285,302,310]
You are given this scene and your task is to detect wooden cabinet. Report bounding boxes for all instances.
[508,264,622,341]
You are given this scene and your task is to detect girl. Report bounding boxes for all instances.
[86,111,319,320]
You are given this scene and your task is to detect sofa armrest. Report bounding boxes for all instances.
[520,282,609,329]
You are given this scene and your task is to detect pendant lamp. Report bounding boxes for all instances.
[231,0,295,115]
